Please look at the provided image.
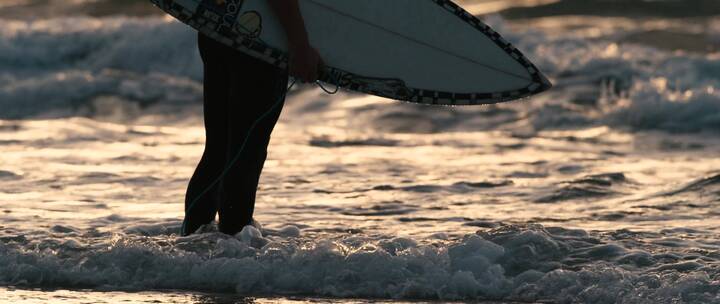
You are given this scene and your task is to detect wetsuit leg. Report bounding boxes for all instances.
[183,33,234,236]
[218,45,288,235]
[184,32,288,236]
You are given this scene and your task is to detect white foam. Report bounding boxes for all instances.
[1,224,719,302]
[0,17,202,118]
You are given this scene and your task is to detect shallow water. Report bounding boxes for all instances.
[3,287,505,304]
[1,0,720,303]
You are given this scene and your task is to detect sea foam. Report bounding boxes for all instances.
[1,223,718,303]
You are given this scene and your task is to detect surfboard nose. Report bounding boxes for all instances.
[537,71,553,93]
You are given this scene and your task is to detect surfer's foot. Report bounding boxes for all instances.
[219,217,261,236]
[181,213,218,236]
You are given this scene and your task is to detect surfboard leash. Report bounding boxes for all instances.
[180,32,345,235]
[180,77,297,236]
[182,75,346,236]
[316,79,339,94]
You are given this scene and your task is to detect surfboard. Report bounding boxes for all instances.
[149,0,552,105]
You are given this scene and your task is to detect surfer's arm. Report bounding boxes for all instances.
[267,0,310,48]
[267,0,323,83]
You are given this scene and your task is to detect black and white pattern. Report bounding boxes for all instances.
[150,0,552,106]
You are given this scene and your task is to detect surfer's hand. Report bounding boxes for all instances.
[289,42,323,83]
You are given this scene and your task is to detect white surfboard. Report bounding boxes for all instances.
[150,0,552,105]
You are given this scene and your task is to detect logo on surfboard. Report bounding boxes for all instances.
[201,0,262,38]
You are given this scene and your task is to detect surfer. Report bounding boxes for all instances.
[182,0,323,236]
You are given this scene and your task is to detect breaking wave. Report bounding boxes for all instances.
[2,223,719,303]
[1,15,719,132]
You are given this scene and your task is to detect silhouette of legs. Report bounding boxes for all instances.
[183,33,288,236]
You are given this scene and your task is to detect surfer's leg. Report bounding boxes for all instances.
[218,53,289,235]
[182,33,232,236]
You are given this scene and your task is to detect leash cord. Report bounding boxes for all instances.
[181,77,297,236]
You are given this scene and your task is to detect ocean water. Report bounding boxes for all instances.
[1,0,720,303]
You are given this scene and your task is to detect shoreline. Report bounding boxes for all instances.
[2,287,536,303]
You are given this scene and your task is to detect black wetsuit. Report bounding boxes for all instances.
[182,33,289,236]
